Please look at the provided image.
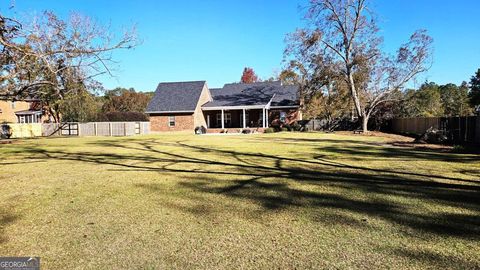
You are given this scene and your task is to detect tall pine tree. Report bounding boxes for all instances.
[469,69,480,108]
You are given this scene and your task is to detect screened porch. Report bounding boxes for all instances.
[202,107,270,129]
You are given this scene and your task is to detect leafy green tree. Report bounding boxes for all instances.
[469,69,480,108]
[414,82,444,117]
[278,69,298,86]
[102,88,152,113]
[59,88,101,122]
[397,89,418,117]
[397,82,443,117]
[439,82,472,116]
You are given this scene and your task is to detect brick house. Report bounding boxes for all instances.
[146,81,301,133]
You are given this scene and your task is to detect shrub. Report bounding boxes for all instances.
[291,122,302,131]
[414,128,448,144]
[195,126,207,134]
[271,124,282,132]
[281,127,289,132]
[0,123,12,139]
[452,145,467,153]
[264,128,275,133]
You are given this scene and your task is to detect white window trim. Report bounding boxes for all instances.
[216,113,231,126]
[168,116,176,127]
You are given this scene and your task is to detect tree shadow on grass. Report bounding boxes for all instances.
[393,247,480,269]
[14,137,480,240]
[0,207,20,244]
[250,136,480,163]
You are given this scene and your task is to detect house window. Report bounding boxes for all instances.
[280,111,287,122]
[168,116,175,127]
[11,101,15,109]
[216,112,231,127]
[225,113,231,126]
[17,115,39,123]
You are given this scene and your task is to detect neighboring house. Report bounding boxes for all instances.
[0,98,46,123]
[146,81,301,133]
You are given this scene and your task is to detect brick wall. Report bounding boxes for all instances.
[150,113,194,132]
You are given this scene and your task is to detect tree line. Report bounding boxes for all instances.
[60,87,153,122]
[297,71,480,130]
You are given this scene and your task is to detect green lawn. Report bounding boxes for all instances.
[1,132,479,269]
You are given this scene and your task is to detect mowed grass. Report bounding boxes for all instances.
[0,132,479,269]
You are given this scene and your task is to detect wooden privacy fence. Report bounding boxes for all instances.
[391,118,440,135]
[390,116,480,144]
[40,122,150,137]
[303,119,328,131]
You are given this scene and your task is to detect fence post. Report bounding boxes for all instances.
[465,117,468,142]
[109,122,112,136]
[124,122,127,136]
[94,122,98,136]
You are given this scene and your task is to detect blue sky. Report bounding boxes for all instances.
[2,0,480,91]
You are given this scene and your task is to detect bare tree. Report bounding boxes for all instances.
[287,0,433,132]
[0,11,138,122]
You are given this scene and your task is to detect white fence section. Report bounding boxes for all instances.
[39,122,150,137]
[76,122,150,136]
[1,123,42,138]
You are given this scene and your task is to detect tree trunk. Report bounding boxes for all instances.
[361,115,369,133]
[47,107,60,123]
[347,72,363,118]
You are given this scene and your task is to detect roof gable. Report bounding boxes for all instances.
[146,81,206,113]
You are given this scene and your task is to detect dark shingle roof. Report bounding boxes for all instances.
[146,81,206,113]
[269,84,299,107]
[202,81,299,108]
